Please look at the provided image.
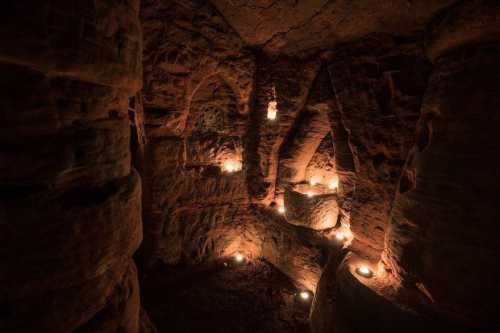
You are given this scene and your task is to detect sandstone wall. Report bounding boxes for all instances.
[312,1,500,332]
[0,1,144,332]
[140,0,331,291]
[328,37,431,260]
[383,0,500,326]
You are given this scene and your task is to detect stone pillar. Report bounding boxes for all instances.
[0,1,143,332]
[383,0,500,327]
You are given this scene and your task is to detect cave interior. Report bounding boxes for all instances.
[1,0,500,332]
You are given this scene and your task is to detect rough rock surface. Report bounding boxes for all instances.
[141,0,254,138]
[211,0,456,54]
[305,133,337,189]
[142,259,311,333]
[3,1,500,332]
[383,10,500,327]
[140,0,328,294]
[0,1,145,332]
[312,2,500,332]
[328,36,431,260]
[311,253,464,333]
[247,55,320,203]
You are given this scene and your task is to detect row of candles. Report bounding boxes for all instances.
[218,92,374,303]
[229,249,372,304]
[220,169,374,301]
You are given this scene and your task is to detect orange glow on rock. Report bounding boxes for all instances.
[329,175,339,190]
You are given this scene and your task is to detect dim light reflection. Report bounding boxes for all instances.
[329,176,339,190]
[335,232,347,241]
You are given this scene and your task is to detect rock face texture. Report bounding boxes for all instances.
[211,0,456,54]
[383,1,500,328]
[247,55,321,203]
[312,1,500,332]
[0,1,145,332]
[2,1,500,332]
[142,259,311,333]
[328,37,432,260]
[139,0,330,293]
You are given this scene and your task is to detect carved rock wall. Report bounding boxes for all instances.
[383,1,500,326]
[0,1,144,332]
[312,1,500,332]
[140,0,331,292]
[328,37,432,260]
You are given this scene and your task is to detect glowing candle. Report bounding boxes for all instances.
[306,191,314,198]
[335,232,346,241]
[278,206,285,214]
[234,252,244,263]
[309,178,318,186]
[299,291,311,301]
[356,265,373,278]
[223,160,241,173]
[329,176,339,190]
[267,100,278,120]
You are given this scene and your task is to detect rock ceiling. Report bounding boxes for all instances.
[211,0,456,54]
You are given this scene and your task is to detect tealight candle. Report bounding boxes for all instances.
[299,291,311,301]
[223,160,241,173]
[356,265,373,278]
[267,101,277,120]
[234,252,244,263]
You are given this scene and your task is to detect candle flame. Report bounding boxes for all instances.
[267,100,278,120]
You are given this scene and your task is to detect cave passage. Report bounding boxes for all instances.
[1,1,500,333]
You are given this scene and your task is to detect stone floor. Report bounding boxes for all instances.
[141,259,311,333]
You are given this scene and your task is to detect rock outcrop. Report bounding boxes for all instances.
[139,0,329,292]
[3,1,499,332]
[312,1,500,332]
[212,0,456,54]
[383,0,500,327]
[0,1,144,332]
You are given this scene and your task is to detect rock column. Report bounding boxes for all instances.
[383,0,500,327]
[0,1,143,332]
